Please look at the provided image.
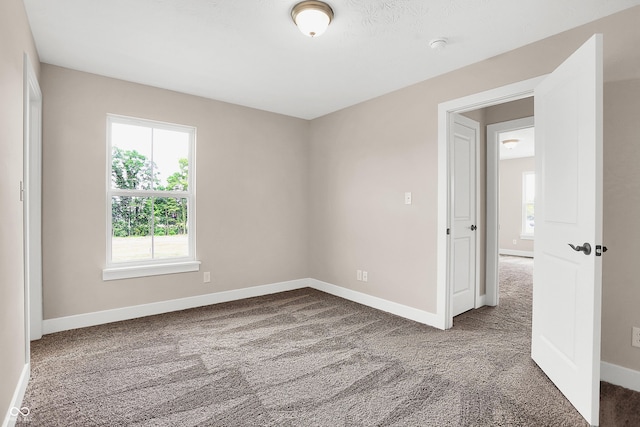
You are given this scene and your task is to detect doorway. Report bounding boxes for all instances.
[450,101,535,314]
[23,53,43,348]
[436,77,543,330]
[486,113,535,306]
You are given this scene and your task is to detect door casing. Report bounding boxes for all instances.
[23,53,43,348]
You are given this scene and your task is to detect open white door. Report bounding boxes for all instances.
[532,34,602,426]
[450,114,479,317]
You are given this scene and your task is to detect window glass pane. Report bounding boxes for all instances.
[523,172,535,235]
[108,116,195,267]
[111,196,153,262]
[525,203,535,234]
[153,197,189,259]
[153,128,189,191]
[111,123,153,190]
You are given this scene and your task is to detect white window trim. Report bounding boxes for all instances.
[104,114,198,280]
[522,170,534,239]
[103,260,201,281]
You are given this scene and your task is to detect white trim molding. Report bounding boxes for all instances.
[601,361,640,393]
[499,249,534,258]
[102,260,201,281]
[310,279,443,329]
[44,278,308,334]
[2,363,30,427]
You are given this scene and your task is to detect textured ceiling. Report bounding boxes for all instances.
[23,0,640,119]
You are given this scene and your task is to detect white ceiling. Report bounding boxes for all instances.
[499,126,534,160]
[23,0,640,119]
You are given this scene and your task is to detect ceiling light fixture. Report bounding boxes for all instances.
[291,1,334,38]
[502,139,520,149]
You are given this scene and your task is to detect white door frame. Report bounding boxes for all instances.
[23,53,43,348]
[436,75,545,329]
[485,116,535,306]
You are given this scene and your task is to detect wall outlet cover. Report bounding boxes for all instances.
[632,326,640,348]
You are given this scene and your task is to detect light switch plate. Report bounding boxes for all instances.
[405,192,412,205]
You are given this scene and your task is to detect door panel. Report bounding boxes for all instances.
[538,253,578,361]
[451,114,478,317]
[453,237,471,294]
[532,34,603,426]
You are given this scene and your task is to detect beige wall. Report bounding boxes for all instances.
[41,65,309,319]
[484,98,534,126]
[309,6,640,374]
[499,157,535,254]
[602,79,640,372]
[0,0,40,419]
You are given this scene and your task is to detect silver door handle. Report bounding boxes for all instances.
[568,242,591,255]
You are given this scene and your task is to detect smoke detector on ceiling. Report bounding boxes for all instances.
[429,38,448,50]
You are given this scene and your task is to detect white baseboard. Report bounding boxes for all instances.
[43,279,309,334]
[499,249,534,258]
[43,277,444,335]
[42,279,444,334]
[601,361,640,392]
[2,363,29,427]
[309,279,443,329]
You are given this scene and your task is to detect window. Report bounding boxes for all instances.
[103,115,198,280]
[522,171,535,238]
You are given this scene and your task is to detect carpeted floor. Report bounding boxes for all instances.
[15,256,640,426]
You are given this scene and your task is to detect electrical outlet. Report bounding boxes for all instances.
[203,272,211,283]
[357,270,362,281]
[362,271,368,282]
[513,239,517,245]
[405,192,412,205]
[632,327,640,348]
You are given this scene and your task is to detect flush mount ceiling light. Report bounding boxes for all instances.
[291,1,334,38]
[502,139,520,149]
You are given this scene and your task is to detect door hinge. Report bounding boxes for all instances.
[595,245,608,256]
[19,181,24,202]
[446,228,450,235]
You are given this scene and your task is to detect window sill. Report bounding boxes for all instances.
[520,234,534,240]
[102,260,201,281]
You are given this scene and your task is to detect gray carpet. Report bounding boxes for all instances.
[16,257,640,426]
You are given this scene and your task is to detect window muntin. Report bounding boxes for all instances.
[522,171,535,237]
[107,115,195,266]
